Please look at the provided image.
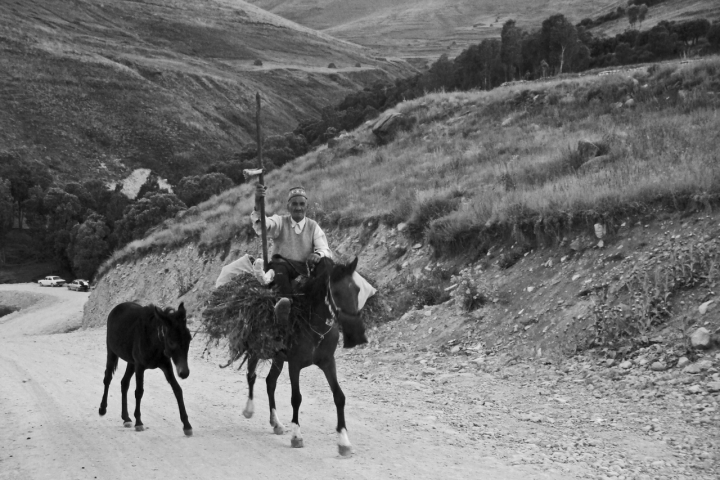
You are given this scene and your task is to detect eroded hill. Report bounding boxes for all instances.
[0,0,413,185]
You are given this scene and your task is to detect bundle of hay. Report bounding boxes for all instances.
[202,270,389,362]
[201,273,291,362]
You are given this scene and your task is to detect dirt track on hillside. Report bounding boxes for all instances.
[0,284,717,479]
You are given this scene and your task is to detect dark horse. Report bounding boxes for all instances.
[242,256,368,455]
[98,302,193,436]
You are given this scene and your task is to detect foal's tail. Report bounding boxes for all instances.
[107,350,119,375]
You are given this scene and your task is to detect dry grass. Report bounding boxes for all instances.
[100,57,720,274]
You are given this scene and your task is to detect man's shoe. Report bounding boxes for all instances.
[274,298,292,324]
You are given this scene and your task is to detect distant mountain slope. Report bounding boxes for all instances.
[246,0,619,58]
[0,0,412,184]
[589,0,720,37]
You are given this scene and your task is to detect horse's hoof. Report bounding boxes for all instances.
[273,425,285,435]
[291,437,304,448]
[123,421,133,428]
[338,445,352,457]
[98,407,106,416]
[135,425,145,432]
[242,409,254,419]
[184,429,193,437]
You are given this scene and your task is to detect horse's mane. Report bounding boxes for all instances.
[299,260,331,304]
[298,257,354,305]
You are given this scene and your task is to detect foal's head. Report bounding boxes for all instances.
[327,257,368,348]
[154,303,192,379]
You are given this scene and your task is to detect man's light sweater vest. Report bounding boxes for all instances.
[272,216,319,262]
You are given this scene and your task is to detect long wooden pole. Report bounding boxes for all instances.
[255,92,269,271]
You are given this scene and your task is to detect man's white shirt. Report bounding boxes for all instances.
[250,210,332,258]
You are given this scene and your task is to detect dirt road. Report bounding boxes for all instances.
[0,284,570,480]
[1,284,717,479]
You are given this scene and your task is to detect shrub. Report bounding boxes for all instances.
[449,268,494,311]
[408,277,451,308]
[406,194,462,241]
[254,59,263,66]
[328,63,337,69]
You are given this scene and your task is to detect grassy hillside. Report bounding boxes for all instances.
[100,56,720,274]
[0,0,413,185]
[592,0,720,37]
[246,0,615,59]
[247,0,720,61]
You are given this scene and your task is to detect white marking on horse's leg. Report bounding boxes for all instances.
[270,408,285,435]
[242,398,254,418]
[337,428,352,456]
[290,422,304,448]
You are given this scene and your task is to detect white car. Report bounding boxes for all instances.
[67,279,90,292]
[38,276,66,287]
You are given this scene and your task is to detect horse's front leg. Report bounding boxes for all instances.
[243,356,258,418]
[266,358,285,435]
[160,360,193,436]
[133,365,146,431]
[319,357,352,456]
[289,362,304,448]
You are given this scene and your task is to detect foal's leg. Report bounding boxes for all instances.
[243,355,258,418]
[289,362,304,448]
[319,357,352,456]
[98,350,118,416]
[160,360,193,436]
[266,358,285,435]
[133,365,146,431]
[119,362,135,427]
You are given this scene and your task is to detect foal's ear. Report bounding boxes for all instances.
[348,256,358,273]
[178,302,185,313]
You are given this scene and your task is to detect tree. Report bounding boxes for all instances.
[501,20,523,81]
[541,14,579,74]
[0,178,14,264]
[421,54,455,92]
[174,173,233,208]
[43,188,84,271]
[627,5,640,28]
[67,213,110,280]
[638,4,648,28]
[115,192,186,245]
[675,19,711,46]
[137,171,168,199]
[709,23,720,48]
[648,22,678,57]
[0,156,52,229]
[520,30,543,78]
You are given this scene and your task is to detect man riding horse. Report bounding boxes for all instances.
[251,184,331,324]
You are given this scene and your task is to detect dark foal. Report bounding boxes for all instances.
[242,257,368,456]
[98,302,193,436]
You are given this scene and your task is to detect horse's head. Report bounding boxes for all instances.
[154,302,192,379]
[328,257,368,349]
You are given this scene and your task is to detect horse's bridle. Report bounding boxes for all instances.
[325,279,362,326]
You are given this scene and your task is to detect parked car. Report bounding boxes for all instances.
[67,279,90,292]
[38,276,66,287]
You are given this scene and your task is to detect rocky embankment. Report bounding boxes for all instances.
[84,210,720,478]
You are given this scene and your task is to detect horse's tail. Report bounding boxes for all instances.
[107,351,119,374]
